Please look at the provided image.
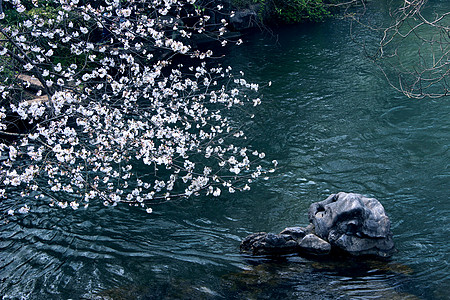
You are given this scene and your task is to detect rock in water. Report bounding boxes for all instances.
[308,192,395,257]
[240,192,396,258]
[298,234,331,255]
[240,232,300,255]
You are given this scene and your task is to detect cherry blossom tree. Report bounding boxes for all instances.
[0,0,275,215]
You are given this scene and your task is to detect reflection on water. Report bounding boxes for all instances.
[1,2,449,299]
[94,257,418,299]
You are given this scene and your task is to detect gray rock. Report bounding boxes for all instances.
[240,192,395,258]
[298,234,331,255]
[230,9,258,31]
[279,226,309,241]
[308,192,395,257]
[240,232,299,255]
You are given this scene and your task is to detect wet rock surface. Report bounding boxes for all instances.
[240,192,395,258]
[240,232,299,255]
[298,234,332,255]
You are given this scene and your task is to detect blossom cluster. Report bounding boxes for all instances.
[0,0,276,215]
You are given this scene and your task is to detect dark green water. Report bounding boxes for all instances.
[1,3,449,300]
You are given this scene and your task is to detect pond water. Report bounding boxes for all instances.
[1,2,449,299]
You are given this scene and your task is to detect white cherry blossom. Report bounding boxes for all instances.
[0,0,277,215]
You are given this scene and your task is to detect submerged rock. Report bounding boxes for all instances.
[240,192,395,258]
